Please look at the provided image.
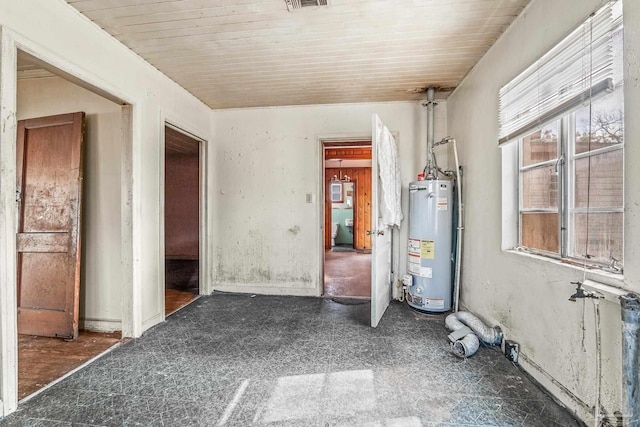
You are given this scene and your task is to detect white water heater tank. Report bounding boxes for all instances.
[406,179,453,312]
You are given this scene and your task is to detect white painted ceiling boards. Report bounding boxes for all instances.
[65,0,530,109]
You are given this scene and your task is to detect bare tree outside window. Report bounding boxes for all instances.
[571,90,624,265]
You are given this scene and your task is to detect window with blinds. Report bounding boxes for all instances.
[501,0,624,271]
[499,1,619,145]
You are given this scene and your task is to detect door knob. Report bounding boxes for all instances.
[366,230,384,236]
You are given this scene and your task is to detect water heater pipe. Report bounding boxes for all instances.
[432,136,464,313]
[620,293,640,427]
[425,87,437,180]
[451,139,463,313]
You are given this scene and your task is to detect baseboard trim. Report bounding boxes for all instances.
[79,318,122,333]
[141,312,164,331]
[212,284,318,297]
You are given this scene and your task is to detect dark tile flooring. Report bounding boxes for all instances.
[1,295,581,426]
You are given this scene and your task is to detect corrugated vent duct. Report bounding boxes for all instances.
[286,0,329,11]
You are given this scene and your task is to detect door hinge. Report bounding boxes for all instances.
[15,189,21,203]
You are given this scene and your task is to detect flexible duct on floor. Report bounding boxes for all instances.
[445,311,503,358]
[451,333,480,358]
[454,311,503,346]
[620,293,640,427]
[445,313,480,358]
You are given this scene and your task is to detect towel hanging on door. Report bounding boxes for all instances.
[375,115,403,228]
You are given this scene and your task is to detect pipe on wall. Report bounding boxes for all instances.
[620,293,640,427]
[425,87,436,179]
[451,139,463,313]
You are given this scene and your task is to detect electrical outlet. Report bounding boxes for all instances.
[505,340,519,363]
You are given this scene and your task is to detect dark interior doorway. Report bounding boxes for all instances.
[164,125,201,315]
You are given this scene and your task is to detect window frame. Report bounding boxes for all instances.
[517,120,563,259]
[503,1,625,272]
[567,103,625,264]
[514,90,624,269]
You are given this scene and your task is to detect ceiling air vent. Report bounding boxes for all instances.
[285,0,329,12]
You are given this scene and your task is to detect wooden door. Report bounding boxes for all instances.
[16,112,85,339]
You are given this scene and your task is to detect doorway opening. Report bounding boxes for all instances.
[15,50,126,401]
[322,142,373,299]
[164,125,202,315]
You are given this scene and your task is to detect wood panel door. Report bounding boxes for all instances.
[16,112,85,339]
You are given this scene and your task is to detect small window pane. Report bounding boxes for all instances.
[330,182,343,202]
[575,90,624,154]
[570,212,623,264]
[574,150,623,209]
[521,124,558,167]
[522,166,558,210]
[521,213,559,253]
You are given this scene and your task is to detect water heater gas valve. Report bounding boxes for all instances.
[402,274,413,287]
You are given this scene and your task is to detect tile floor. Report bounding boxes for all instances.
[1,294,580,426]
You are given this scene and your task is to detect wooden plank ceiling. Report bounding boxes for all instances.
[65,0,530,109]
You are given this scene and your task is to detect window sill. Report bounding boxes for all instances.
[503,248,632,294]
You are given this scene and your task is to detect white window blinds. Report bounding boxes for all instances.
[498,1,621,145]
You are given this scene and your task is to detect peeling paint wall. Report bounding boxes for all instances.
[211,101,448,295]
[447,0,640,424]
[17,76,122,332]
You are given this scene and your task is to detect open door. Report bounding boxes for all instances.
[16,112,85,339]
[370,114,394,327]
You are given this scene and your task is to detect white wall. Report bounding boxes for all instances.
[17,76,122,332]
[211,101,448,295]
[1,0,213,413]
[447,0,640,424]
[0,0,212,339]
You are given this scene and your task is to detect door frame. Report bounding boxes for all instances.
[317,134,372,297]
[0,26,136,415]
[159,119,209,318]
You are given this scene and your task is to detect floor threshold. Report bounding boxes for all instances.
[19,340,122,405]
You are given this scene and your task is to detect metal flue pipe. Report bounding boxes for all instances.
[425,87,437,180]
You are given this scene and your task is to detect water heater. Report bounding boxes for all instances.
[406,179,453,312]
